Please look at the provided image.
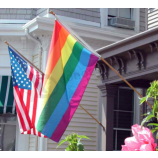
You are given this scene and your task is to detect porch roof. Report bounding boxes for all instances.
[96,26,158,59]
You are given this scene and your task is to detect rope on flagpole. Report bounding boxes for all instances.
[4,41,44,75]
[49,10,153,109]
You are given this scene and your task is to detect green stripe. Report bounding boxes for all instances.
[37,42,84,132]
[0,76,8,107]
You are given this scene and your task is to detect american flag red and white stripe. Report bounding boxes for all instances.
[8,46,46,138]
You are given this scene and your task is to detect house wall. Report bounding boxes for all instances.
[0,8,147,151]
[148,8,158,29]
[49,8,100,23]
[0,8,37,20]
[140,8,147,32]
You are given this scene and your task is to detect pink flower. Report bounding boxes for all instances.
[121,124,157,151]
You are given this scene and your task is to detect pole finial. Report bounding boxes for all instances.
[50,10,55,16]
[4,41,9,46]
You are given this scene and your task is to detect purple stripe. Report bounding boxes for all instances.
[51,54,98,142]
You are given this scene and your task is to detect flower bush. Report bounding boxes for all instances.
[122,124,157,151]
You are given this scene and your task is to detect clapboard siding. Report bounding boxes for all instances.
[0,8,37,20]
[49,8,100,23]
[148,8,158,29]
[47,72,99,151]
[140,8,147,32]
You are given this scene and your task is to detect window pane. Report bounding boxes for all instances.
[117,130,132,150]
[108,8,118,17]
[119,89,134,111]
[119,8,131,19]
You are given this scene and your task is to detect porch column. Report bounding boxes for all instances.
[98,84,118,151]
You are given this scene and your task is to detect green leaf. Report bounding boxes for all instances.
[156,131,158,139]
[147,123,158,127]
[141,114,155,128]
[77,135,90,140]
[77,142,84,151]
[140,97,147,105]
[56,139,67,148]
[65,146,70,151]
[153,100,158,113]
[151,129,156,134]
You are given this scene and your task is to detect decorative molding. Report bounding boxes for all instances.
[39,35,52,52]
[154,42,158,52]
[132,50,140,70]
[119,58,125,74]
[149,43,154,53]
[138,51,145,69]
[102,64,158,84]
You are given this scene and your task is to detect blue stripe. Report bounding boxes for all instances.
[41,48,91,137]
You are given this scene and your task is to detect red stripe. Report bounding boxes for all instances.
[29,66,34,81]
[26,90,31,112]
[40,74,44,95]
[32,87,38,135]
[47,20,62,62]
[20,89,24,100]
[38,132,41,137]
[15,86,32,129]
[14,99,27,131]
[35,70,39,90]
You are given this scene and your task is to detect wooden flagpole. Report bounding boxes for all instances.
[49,11,153,109]
[4,41,105,129]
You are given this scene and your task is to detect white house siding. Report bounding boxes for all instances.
[49,8,100,23]
[148,8,158,29]
[140,8,147,32]
[0,8,37,20]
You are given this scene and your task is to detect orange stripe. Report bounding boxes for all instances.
[44,23,69,87]
[47,20,62,61]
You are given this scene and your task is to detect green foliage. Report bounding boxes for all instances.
[140,80,158,138]
[56,133,90,151]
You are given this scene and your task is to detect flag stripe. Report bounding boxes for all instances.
[45,23,69,86]
[37,41,84,132]
[41,48,91,137]
[14,86,32,131]
[46,19,62,61]
[42,34,77,110]
[15,100,27,131]
[51,54,99,142]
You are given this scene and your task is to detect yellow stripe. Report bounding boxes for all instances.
[61,35,77,67]
[41,34,77,110]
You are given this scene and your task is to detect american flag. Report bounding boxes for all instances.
[8,46,46,137]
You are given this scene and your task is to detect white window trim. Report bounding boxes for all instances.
[100,8,140,33]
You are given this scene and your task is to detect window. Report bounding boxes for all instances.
[108,8,132,19]
[0,76,17,151]
[113,88,134,151]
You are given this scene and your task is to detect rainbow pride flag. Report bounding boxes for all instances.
[36,20,99,142]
